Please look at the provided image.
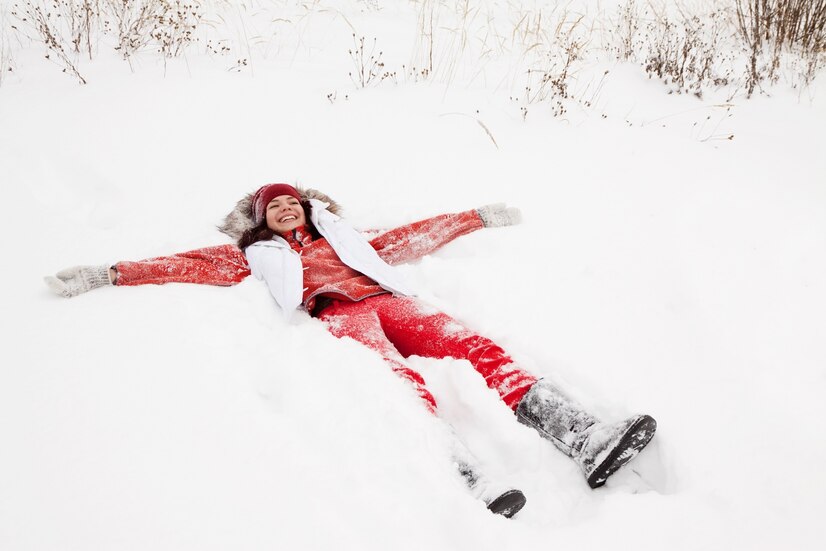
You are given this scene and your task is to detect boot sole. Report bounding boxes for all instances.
[487,489,527,518]
[587,414,657,489]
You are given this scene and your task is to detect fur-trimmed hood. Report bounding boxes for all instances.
[218,186,341,242]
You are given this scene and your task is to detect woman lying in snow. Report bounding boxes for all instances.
[45,183,656,518]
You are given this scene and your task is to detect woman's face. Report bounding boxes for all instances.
[265,195,306,234]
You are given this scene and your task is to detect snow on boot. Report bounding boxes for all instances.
[456,460,526,518]
[44,265,113,298]
[516,379,656,489]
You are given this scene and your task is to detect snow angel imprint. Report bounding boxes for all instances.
[45,183,657,518]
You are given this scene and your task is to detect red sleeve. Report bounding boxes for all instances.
[114,244,251,287]
[369,210,484,265]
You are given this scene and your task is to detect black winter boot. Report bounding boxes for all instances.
[456,460,526,518]
[516,379,656,488]
[451,438,526,518]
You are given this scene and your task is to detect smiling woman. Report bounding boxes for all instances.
[236,184,321,250]
[43,182,657,519]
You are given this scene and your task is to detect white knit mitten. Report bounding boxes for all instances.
[475,203,522,227]
[44,265,113,298]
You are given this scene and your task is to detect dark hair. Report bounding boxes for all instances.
[237,201,320,249]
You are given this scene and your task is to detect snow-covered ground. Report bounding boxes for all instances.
[1,1,825,549]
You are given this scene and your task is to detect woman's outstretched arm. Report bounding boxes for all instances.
[115,244,251,286]
[45,244,251,297]
[369,204,521,265]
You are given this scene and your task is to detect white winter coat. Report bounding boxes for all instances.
[244,199,415,320]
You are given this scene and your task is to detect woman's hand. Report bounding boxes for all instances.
[44,265,114,297]
[476,203,522,227]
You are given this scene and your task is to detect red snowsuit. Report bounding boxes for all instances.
[113,211,537,413]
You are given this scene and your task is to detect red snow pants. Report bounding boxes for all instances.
[318,294,537,413]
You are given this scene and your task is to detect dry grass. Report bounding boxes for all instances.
[10,0,204,82]
[513,23,587,119]
[348,34,388,87]
[104,0,202,60]
[11,0,88,83]
[506,6,598,119]
[402,1,598,118]
[4,0,824,103]
[643,7,732,97]
[736,0,826,52]
[0,7,14,86]
[607,1,734,97]
[608,0,826,98]
[735,0,826,95]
